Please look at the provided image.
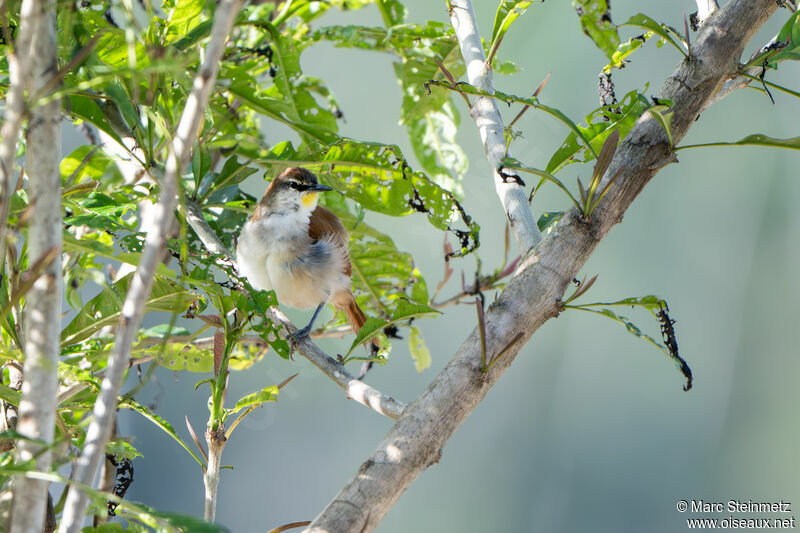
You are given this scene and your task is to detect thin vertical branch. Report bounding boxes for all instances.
[448,0,540,253]
[9,1,61,532]
[203,427,226,521]
[0,0,39,278]
[56,0,246,530]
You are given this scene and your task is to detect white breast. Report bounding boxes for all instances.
[236,208,350,310]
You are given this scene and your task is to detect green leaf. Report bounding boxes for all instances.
[648,104,674,147]
[105,440,142,460]
[65,95,125,147]
[254,24,339,143]
[61,274,197,347]
[573,0,619,59]
[165,0,206,44]
[60,145,123,185]
[347,301,441,355]
[408,326,431,372]
[761,11,800,68]
[148,343,214,373]
[0,383,21,406]
[676,134,800,152]
[604,31,653,72]
[546,88,652,174]
[493,59,521,75]
[315,22,468,195]
[577,306,667,354]
[257,139,479,256]
[621,13,687,57]
[121,399,205,468]
[227,385,278,416]
[565,296,692,389]
[490,1,533,60]
[572,295,667,311]
[536,211,563,234]
[325,205,428,319]
[378,0,407,26]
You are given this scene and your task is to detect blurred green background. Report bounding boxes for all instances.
[119,1,800,531]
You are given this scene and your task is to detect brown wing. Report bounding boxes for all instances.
[308,205,351,277]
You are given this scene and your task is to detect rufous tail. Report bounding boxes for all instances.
[336,291,379,351]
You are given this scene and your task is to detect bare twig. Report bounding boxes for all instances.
[56,0,246,530]
[10,4,62,532]
[448,0,540,253]
[435,58,471,108]
[304,1,779,531]
[507,72,550,131]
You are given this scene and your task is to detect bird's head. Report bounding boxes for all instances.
[257,167,333,215]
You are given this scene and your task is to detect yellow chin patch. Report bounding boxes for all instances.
[302,192,318,209]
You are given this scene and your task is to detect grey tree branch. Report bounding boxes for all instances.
[0,0,39,282]
[304,1,778,531]
[9,3,60,532]
[182,199,407,420]
[57,0,246,529]
[448,0,541,253]
[266,307,406,420]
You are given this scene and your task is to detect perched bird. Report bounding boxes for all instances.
[236,167,369,344]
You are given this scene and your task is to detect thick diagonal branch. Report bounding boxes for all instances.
[305,1,778,531]
[449,0,540,253]
[57,1,245,530]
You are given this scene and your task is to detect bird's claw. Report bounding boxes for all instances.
[287,326,311,347]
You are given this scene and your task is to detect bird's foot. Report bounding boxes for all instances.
[287,325,312,347]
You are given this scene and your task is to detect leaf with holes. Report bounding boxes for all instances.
[257,139,479,256]
[604,32,653,72]
[621,13,686,57]
[573,0,619,59]
[408,326,431,372]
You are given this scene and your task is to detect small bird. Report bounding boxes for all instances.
[236,167,370,344]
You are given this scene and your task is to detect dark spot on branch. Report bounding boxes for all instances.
[689,12,699,31]
[497,166,525,186]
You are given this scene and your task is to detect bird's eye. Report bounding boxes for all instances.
[288,181,300,190]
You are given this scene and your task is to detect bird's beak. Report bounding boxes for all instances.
[306,183,333,192]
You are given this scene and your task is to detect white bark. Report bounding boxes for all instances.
[57,0,246,530]
[448,0,540,253]
[304,1,778,531]
[10,2,61,532]
[0,0,39,274]
[203,428,225,522]
[695,0,719,26]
